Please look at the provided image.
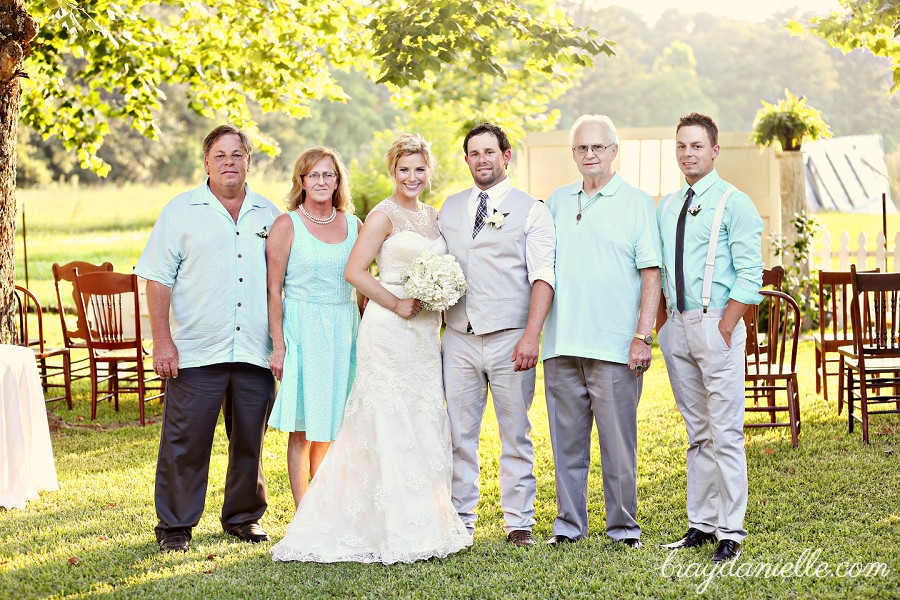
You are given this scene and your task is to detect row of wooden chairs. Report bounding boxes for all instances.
[13,261,163,426]
[814,267,900,443]
[15,261,897,441]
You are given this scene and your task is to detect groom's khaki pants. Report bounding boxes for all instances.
[658,307,748,542]
[442,327,537,535]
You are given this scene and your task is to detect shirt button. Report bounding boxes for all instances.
[237,253,242,258]
[237,302,242,307]
[239,278,243,282]
[236,326,241,331]
[236,231,240,235]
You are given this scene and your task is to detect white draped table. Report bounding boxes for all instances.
[0,344,59,509]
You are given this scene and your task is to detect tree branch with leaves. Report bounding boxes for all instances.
[790,0,900,93]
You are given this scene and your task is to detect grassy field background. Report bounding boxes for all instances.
[3,184,899,598]
[13,182,900,309]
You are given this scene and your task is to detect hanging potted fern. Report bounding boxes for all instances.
[752,88,832,246]
[752,88,832,152]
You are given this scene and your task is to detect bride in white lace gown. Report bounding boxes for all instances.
[271,134,472,564]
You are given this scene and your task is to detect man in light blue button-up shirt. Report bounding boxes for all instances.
[136,125,281,553]
[657,113,763,564]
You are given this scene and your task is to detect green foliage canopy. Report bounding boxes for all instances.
[23,0,612,176]
[791,0,900,92]
[752,88,833,151]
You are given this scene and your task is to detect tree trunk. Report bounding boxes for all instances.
[0,1,36,344]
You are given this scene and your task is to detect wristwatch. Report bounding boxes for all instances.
[634,332,653,345]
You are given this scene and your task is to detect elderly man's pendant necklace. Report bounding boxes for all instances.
[577,195,601,224]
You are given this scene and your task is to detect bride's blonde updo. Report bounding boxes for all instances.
[385,133,437,182]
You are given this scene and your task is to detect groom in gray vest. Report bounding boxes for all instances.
[439,122,556,548]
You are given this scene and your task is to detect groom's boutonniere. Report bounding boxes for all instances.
[256,226,270,238]
[484,209,510,229]
[688,204,702,217]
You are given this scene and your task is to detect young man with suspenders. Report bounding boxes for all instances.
[656,113,764,563]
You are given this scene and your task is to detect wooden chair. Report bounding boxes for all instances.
[13,285,73,409]
[52,261,114,382]
[843,265,900,444]
[817,269,880,413]
[744,289,802,446]
[72,270,164,426]
[743,266,785,364]
[815,270,854,409]
[762,265,784,290]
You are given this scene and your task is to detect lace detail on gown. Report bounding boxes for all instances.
[372,198,441,240]
[270,198,471,565]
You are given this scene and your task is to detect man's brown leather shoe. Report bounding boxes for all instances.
[226,523,270,543]
[711,539,742,563]
[507,530,536,548]
[660,527,716,549]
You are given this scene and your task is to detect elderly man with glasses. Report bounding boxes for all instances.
[541,114,661,548]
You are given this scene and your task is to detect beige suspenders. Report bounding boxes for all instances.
[660,186,737,313]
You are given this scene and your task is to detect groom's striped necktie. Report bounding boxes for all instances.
[472,191,489,238]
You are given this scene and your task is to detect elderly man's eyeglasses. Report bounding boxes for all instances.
[573,144,615,156]
[304,171,337,182]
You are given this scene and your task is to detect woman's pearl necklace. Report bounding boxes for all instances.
[299,203,337,225]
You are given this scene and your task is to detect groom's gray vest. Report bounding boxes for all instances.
[441,187,538,336]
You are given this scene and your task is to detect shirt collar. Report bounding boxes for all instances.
[590,172,622,198]
[192,181,268,208]
[565,172,623,199]
[680,169,720,200]
[469,177,511,204]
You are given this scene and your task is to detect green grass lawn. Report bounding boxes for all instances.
[2,346,898,598]
[3,187,899,598]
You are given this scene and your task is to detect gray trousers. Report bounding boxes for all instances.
[544,356,641,541]
[442,327,537,534]
[658,308,748,542]
[154,363,275,542]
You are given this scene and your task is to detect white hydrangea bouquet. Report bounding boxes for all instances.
[402,251,468,311]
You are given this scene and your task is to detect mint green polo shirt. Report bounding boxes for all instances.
[135,182,281,369]
[541,173,661,365]
[657,170,764,312]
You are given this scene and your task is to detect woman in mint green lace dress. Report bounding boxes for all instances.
[266,147,362,508]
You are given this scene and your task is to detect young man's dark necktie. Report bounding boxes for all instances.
[674,187,695,313]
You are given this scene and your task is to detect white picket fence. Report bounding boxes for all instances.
[812,231,900,272]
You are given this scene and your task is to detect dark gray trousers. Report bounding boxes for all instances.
[544,356,642,541]
[154,363,275,542]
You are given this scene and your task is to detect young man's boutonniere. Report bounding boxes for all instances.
[484,209,510,229]
[688,204,702,217]
[256,226,270,238]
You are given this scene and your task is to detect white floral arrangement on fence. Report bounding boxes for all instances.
[402,251,468,312]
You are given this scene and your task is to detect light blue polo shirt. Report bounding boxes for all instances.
[135,182,281,369]
[657,169,763,312]
[541,173,661,365]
